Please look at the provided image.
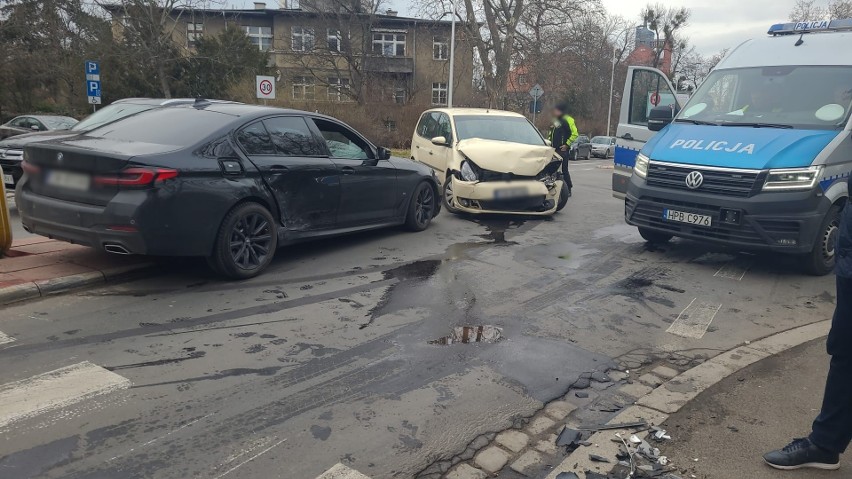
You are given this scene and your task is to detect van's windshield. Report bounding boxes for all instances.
[677,66,852,130]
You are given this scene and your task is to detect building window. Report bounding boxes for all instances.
[292,26,315,51]
[393,87,406,105]
[245,26,272,51]
[187,23,203,47]
[292,76,315,100]
[433,37,448,60]
[372,32,405,57]
[431,82,448,105]
[384,119,397,131]
[517,74,528,85]
[327,29,341,52]
[327,77,351,101]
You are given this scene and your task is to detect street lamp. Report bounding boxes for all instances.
[438,1,458,108]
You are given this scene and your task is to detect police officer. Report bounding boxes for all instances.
[549,103,579,197]
[764,179,852,471]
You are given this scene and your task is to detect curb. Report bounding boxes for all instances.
[0,263,156,306]
[544,320,832,479]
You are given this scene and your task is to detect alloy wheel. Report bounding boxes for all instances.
[229,213,273,270]
[415,184,435,225]
[822,220,840,262]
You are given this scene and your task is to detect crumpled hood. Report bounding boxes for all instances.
[457,138,557,176]
[643,123,840,169]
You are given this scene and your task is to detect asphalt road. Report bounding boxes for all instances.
[0,159,837,479]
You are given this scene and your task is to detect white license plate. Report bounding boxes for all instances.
[46,170,90,191]
[3,173,12,185]
[663,209,712,227]
[494,187,528,199]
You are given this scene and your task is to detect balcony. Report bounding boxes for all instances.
[363,55,414,74]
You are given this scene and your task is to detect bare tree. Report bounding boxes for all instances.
[639,3,689,73]
[790,0,852,21]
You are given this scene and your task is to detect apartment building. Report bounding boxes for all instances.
[147,2,473,107]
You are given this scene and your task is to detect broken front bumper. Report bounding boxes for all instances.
[451,178,563,215]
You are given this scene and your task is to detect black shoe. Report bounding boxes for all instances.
[764,438,840,470]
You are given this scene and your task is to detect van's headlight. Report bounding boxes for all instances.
[460,160,479,182]
[633,153,650,179]
[763,166,822,191]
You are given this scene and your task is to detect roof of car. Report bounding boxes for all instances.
[426,108,527,118]
[112,98,240,106]
[166,103,350,124]
[720,31,852,69]
[15,114,76,121]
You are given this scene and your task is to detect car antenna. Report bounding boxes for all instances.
[795,33,805,46]
[193,96,211,109]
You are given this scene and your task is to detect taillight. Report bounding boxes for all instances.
[94,167,179,187]
[21,160,41,175]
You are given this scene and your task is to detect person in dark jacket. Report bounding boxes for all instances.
[764,179,852,471]
[548,103,579,196]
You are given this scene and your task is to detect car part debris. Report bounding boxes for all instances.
[629,434,642,444]
[428,325,502,345]
[556,426,583,447]
[575,391,590,398]
[589,454,610,463]
[555,473,580,479]
[578,420,648,431]
[658,456,669,466]
[651,427,671,440]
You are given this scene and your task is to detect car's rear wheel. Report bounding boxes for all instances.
[443,177,460,214]
[606,148,612,158]
[405,182,436,231]
[802,205,841,276]
[638,227,673,244]
[208,202,278,279]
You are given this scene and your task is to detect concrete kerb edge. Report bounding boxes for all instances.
[545,319,832,479]
[0,262,156,305]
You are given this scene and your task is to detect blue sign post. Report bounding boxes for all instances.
[85,60,101,108]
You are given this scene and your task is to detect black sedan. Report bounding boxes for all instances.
[16,102,440,278]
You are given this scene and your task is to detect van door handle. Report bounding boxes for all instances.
[341,166,355,175]
[622,133,634,140]
[270,165,288,171]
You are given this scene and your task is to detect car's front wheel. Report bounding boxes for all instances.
[208,202,278,279]
[443,177,460,214]
[802,205,841,276]
[405,182,437,231]
[556,183,570,212]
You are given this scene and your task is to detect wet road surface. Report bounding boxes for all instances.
[0,159,836,478]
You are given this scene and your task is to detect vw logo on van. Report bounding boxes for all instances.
[56,152,64,163]
[685,171,704,189]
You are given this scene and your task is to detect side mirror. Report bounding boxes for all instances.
[431,136,449,146]
[544,139,552,146]
[31,125,40,131]
[377,146,391,160]
[648,105,675,132]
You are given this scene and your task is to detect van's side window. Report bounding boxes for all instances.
[416,112,441,139]
[628,69,676,126]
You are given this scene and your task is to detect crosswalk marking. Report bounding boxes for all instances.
[316,463,372,479]
[714,259,753,281]
[0,361,130,429]
[0,330,14,346]
[667,298,722,339]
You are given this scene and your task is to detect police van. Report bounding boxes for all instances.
[613,19,852,275]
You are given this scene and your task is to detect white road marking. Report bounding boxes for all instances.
[667,298,723,339]
[316,463,372,479]
[0,361,131,429]
[211,437,287,479]
[714,259,753,281]
[0,330,14,346]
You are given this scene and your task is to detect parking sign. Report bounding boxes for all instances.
[256,75,276,100]
[85,60,101,105]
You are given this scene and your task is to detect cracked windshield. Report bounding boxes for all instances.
[1,0,852,478]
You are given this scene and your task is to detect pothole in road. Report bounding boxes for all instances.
[428,325,503,345]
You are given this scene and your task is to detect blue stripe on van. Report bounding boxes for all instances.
[614,145,639,169]
[820,173,850,191]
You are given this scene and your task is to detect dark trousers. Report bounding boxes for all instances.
[810,275,852,454]
[558,151,574,189]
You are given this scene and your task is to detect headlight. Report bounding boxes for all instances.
[633,153,650,179]
[460,160,479,182]
[763,166,822,191]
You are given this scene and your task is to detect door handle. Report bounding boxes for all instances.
[622,133,634,140]
[341,166,355,175]
[270,165,288,171]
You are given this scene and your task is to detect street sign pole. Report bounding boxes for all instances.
[85,60,102,110]
[529,83,545,125]
[533,97,538,124]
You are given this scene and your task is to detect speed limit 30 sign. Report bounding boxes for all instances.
[256,75,276,100]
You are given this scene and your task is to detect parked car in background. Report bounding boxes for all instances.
[0,115,77,140]
[411,108,568,216]
[2,98,229,188]
[569,135,592,160]
[590,136,616,158]
[17,102,439,279]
